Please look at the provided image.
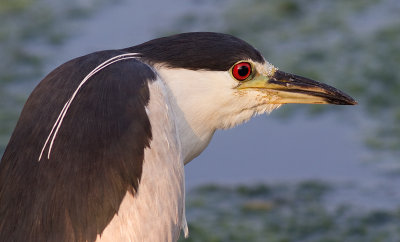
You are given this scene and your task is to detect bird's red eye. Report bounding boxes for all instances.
[232,62,252,81]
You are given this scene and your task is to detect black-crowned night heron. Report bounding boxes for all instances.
[0,32,356,241]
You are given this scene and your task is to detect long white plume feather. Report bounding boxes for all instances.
[38,53,140,161]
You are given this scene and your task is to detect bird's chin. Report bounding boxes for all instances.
[218,102,282,130]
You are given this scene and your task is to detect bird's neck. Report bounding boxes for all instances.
[156,67,229,164]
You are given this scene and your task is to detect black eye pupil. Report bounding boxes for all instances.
[237,66,249,76]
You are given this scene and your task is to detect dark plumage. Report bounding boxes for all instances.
[125,32,265,71]
[0,51,154,241]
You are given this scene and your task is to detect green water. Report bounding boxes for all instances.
[180,181,400,242]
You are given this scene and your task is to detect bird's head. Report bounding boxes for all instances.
[126,32,357,162]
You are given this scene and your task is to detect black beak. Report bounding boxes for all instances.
[267,70,358,105]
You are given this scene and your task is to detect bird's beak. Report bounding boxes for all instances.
[238,70,357,105]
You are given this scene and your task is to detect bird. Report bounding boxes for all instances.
[0,32,356,242]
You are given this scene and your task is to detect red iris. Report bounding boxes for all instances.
[232,62,251,81]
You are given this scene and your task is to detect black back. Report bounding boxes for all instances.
[0,51,154,241]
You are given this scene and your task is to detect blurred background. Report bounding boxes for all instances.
[1,0,400,241]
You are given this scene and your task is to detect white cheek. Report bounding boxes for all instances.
[155,66,282,143]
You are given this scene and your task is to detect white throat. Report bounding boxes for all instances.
[156,66,281,164]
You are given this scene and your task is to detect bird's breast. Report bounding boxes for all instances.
[97,78,187,241]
